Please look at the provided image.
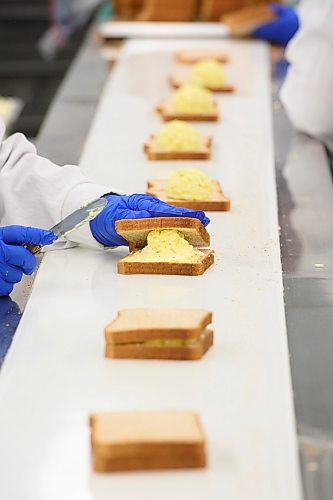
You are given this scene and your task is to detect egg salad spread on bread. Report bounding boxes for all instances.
[189,59,225,88]
[167,168,212,201]
[124,229,203,263]
[128,335,205,347]
[171,84,214,114]
[155,120,200,152]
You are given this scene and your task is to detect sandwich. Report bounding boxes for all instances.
[170,59,234,93]
[105,308,214,360]
[115,217,214,276]
[147,167,231,211]
[90,410,207,472]
[144,120,211,160]
[156,84,219,122]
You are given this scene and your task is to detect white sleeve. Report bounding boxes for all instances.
[0,119,121,249]
[280,0,333,153]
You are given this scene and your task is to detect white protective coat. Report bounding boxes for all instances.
[281,0,333,153]
[0,119,112,249]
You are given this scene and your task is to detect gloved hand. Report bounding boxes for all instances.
[90,194,210,247]
[252,4,299,46]
[0,226,56,296]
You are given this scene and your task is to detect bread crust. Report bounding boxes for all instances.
[105,329,214,360]
[144,133,212,161]
[147,179,231,212]
[92,452,206,472]
[169,74,235,93]
[175,48,229,64]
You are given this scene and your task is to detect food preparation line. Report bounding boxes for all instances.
[0,38,301,499]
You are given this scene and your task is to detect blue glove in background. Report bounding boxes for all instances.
[0,226,56,296]
[252,4,299,46]
[90,194,210,247]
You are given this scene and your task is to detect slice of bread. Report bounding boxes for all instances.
[105,328,213,360]
[92,453,206,472]
[115,217,210,251]
[169,74,235,93]
[144,133,212,161]
[156,98,219,122]
[147,179,231,211]
[105,308,213,343]
[118,249,214,276]
[175,48,229,64]
[90,410,206,471]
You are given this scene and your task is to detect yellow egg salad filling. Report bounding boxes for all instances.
[155,120,201,152]
[167,168,212,201]
[171,84,214,114]
[123,335,205,347]
[124,229,203,263]
[189,59,225,88]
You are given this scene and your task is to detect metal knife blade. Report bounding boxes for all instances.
[26,196,108,255]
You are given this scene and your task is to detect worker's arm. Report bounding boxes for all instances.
[0,120,117,249]
[0,121,209,251]
[280,1,333,153]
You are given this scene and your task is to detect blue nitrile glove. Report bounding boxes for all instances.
[252,4,299,46]
[90,194,210,247]
[0,226,56,296]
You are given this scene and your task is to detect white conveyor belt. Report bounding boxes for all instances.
[0,39,302,500]
[98,21,229,39]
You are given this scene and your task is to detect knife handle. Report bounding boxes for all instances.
[24,244,42,255]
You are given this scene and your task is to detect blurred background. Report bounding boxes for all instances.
[0,0,293,139]
[0,0,102,138]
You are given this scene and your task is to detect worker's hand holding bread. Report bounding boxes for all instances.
[252,4,299,46]
[89,194,210,247]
